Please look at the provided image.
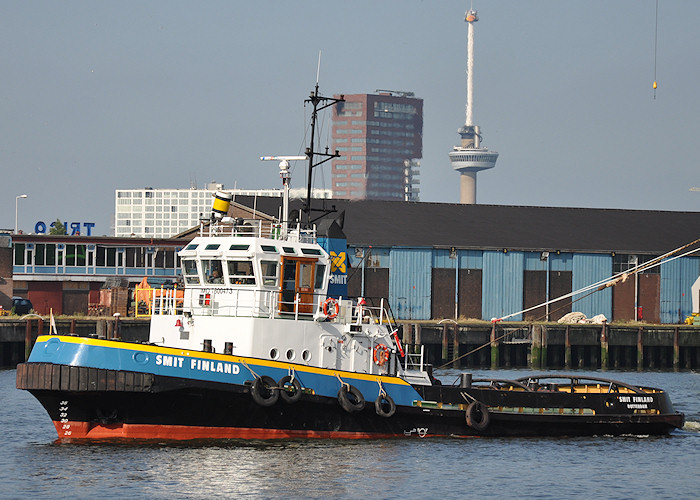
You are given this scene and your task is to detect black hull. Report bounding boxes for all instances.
[18,363,684,440]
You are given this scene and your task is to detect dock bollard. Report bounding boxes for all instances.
[113,313,121,340]
[24,319,32,361]
[460,373,472,388]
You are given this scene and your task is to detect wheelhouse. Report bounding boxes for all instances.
[175,222,330,319]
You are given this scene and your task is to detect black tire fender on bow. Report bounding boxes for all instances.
[337,384,365,413]
[250,375,279,407]
[374,393,396,418]
[465,401,490,431]
[278,375,302,404]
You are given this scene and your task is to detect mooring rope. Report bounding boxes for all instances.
[335,373,349,391]
[376,378,387,398]
[241,360,260,380]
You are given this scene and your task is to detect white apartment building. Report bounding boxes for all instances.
[114,185,333,238]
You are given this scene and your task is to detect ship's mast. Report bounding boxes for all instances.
[303,81,343,224]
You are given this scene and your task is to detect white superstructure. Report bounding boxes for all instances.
[147,217,417,379]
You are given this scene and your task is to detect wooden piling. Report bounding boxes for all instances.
[637,326,644,371]
[490,323,499,369]
[24,319,32,361]
[564,325,571,369]
[441,324,449,364]
[531,324,542,370]
[452,323,460,367]
[673,327,680,372]
[541,325,547,370]
[600,322,609,371]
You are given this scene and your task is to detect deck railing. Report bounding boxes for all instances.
[148,287,397,327]
[198,219,317,242]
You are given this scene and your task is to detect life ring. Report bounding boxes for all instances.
[250,375,279,407]
[322,298,339,319]
[373,344,390,366]
[374,393,396,418]
[392,330,405,358]
[337,384,365,413]
[278,375,302,404]
[465,401,490,431]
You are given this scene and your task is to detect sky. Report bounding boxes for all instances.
[2,0,700,236]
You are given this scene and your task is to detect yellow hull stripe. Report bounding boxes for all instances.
[36,335,412,387]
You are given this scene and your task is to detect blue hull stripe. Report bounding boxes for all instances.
[28,336,422,406]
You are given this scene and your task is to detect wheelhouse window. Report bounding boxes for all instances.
[202,259,224,285]
[261,260,279,286]
[314,264,326,289]
[183,259,200,284]
[228,260,255,285]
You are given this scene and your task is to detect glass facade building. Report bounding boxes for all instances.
[331,92,423,201]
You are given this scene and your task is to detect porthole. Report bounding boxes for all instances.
[269,348,279,360]
[286,349,295,361]
[302,350,311,362]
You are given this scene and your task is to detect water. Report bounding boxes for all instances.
[3,368,699,499]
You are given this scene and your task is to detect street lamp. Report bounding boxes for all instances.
[15,194,28,233]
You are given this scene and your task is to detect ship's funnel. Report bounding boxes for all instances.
[211,191,232,219]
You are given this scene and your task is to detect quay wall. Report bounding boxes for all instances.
[2,318,700,371]
[399,322,700,371]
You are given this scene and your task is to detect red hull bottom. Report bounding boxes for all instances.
[52,420,432,441]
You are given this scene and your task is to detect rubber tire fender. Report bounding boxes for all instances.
[465,401,490,431]
[251,375,279,407]
[337,384,365,413]
[374,393,396,418]
[278,375,302,404]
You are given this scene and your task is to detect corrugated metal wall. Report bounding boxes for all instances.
[482,251,524,321]
[389,247,431,320]
[458,250,483,269]
[550,253,573,272]
[572,253,612,319]
[432,249,456,269]
[432,249,483,269]
[346,244,694,324]
[524,252,573,272]
[660,256,700,323]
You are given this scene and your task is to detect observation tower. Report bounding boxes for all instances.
[449,9,498,204]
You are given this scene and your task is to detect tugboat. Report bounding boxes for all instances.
[17,85,685,440]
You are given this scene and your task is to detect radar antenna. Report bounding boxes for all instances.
[260,156,307,239]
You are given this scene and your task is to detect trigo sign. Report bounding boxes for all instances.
[34,221,96,236]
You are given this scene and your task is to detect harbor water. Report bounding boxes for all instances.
[2,368,699,499]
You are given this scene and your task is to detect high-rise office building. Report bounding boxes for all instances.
[331,91,422,201]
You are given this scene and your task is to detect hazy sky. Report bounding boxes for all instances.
[2,1,699,235]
